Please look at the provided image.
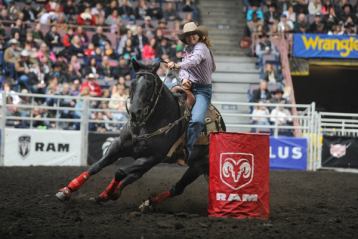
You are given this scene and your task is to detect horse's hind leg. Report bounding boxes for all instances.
[96,156,158,202]
[56,133,132,201]
[143,157,208,209]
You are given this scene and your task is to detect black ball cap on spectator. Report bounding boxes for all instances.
[273,88,284,94]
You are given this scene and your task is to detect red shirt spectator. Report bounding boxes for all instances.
[142,38,157,60]
[80,74,102,97]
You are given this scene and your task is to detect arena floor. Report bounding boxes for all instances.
[0,165,358,239]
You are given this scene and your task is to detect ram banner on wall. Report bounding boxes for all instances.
[4,128,82,166]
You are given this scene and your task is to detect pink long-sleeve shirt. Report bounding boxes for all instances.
[178,42,215,85]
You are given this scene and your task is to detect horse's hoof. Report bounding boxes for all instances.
[55,187,71,201]
[138,199,153,213]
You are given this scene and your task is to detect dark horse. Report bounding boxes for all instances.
[56,59,225,208]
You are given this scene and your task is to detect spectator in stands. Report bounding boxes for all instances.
[32,23,44,44]
[308,0,323,16]
[4,38,19,79]
[283,4,296,23]
[294,13,310,33]
[309,13,327,33]
[15,50,34,92]
[112,57,131,79]
[246,4,264,35]
[77,7,96,26]
[142,38,157,61]
[163,2,180,22]
[278,13,294,33]
[294,0,309,15]
[10,19,27,42]
[142,16,155,33]
[121,38,139,60]
[270,88,289,104]
[131,25,149,56]
[45,25,62,50]
[262,63,283,85]
[135,0,149,20]
[251,101,271,133]
[62,27,74,48]
[92,26,109,49]
[68,35,84,57]
[80,73,102,97]
[251,80,271,103]
[119,0,135,21]
[105,9,120,27]
[58,82,76,129]
[270,104,293,136]
[324,5,340,28]
[75,26,89,47]
[148,1,163,20]
[341,3,357,24]
[264,3,280,27]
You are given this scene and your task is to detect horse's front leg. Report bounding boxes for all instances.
[95,155,159,203]
[56,128,133,201]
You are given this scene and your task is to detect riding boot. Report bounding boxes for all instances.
[67,171,90,192]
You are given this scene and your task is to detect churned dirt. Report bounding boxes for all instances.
[0,165,358,239]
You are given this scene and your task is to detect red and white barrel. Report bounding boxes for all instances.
[208,132,270,219]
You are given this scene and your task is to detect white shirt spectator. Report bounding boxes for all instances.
[270,107,292,125]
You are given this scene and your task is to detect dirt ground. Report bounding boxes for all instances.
[0,165,358,239]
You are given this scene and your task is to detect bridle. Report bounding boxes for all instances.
[126,70,189,141]
[126,71,164,128]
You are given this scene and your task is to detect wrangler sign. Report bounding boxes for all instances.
[208,132,270,219]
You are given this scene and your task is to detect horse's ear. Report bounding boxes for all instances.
[151,62,160,74]
[131,58,141,72]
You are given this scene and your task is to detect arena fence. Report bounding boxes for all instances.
[1,91,353,171]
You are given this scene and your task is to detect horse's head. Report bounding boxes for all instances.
[129,59,161,126]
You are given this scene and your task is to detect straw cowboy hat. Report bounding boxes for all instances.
[178,22,208,44]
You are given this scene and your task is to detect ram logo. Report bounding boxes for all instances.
[220,152,254,190]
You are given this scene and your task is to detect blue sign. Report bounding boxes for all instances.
[269,137,307,170]
[293,33,358,59]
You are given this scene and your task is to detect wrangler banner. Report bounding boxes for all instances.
[208,132,270,219]
[293,34,358,59]
[322,136,358,168]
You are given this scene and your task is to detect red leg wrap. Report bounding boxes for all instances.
[68,171,90,192]
[99,178,121,199]
[151,191,172,205]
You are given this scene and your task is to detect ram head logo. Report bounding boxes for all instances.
[220,153,254,190]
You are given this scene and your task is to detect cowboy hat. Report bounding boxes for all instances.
[20,50,30,57]
[178,22,208,44]
[8,38,18,45]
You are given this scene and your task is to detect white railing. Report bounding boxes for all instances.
[0,91,339,171]
[212,101,321,171]
[320,112,358,137]
[0,92,128,166]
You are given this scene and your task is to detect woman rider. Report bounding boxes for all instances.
[167,22,215,163]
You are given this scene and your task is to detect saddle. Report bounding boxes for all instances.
[166,86,225,165]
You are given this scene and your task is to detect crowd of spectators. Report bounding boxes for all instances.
[0,0,200,132]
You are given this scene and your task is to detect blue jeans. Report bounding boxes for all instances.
[186,83,212,158]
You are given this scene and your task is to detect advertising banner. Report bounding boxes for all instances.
[270,137,308,170]
[4,128,81,166]
[293,34,358,59]
[208,132,270,219]
[322,136,358,168]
